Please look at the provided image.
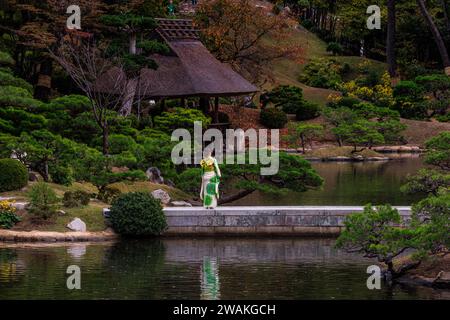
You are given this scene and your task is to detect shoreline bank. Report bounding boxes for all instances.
[0,229,118,242]
[0,206,412,242]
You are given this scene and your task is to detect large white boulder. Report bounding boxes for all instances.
[67,218,87,232]
[151,189,171,205]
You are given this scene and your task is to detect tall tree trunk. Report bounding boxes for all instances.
[218,189,255,205]
[120,78,138,116]
[34,57,53,102]
[214,96,219,123]
[417,0,450,75]
[300,135,306,153]
[129,33,137,54]
[102,125,109,155]
[386,0,397,77]
[441,0,450,32]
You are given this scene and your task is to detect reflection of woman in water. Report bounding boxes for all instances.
[200,150,221,209]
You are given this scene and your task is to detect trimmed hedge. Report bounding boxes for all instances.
[260,108,288,129]
[0,158,28,192]
[109,192,167,236]
[296,101,320,121]
[63,190,91,208]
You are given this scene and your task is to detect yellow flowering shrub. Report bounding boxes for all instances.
[338,72,394,108]
[0,200,20,229]
[327,93,342,104]
[0,200,15,212]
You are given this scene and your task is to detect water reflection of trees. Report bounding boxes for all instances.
[0,249,21,284]
[234,158,424,205]
[101,240,167,299]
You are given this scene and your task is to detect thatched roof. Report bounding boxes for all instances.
[96,19,258,98]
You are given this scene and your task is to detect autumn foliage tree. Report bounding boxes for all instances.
[0,0,103,100]
[195,0,303,85]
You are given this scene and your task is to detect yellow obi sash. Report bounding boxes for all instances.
[200,158,215,172]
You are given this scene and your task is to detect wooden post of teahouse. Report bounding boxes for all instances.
[181,98,186,107]
[199,97,209,114]
[214,97,219,123]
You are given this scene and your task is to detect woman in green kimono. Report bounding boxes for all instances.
[200,150,221,209]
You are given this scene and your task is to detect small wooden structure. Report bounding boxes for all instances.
[141,18,258,123]
[96,19,258,126]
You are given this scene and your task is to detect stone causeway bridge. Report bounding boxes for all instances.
[163,206,412,236]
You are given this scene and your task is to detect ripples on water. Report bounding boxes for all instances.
[0,238,448,300]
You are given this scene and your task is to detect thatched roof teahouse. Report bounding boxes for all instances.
[97,18,258,124]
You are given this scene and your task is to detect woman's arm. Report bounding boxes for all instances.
[214,159,221,177]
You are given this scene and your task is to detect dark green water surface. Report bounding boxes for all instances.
[232,156,425,206]
[0,238,448,300]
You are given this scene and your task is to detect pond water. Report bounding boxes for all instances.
[0,238,448,300]
[232,156,425,206]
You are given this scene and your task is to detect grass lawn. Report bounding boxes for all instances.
[108,181,191,201]
[12,201,108,232]
[2,180,192,232]
[266,23,388,106]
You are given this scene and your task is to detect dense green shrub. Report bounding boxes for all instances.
[332,119,385,151]
[46,95,91,115]
[393,100,427,120]
[109,192,167,236]
[398,60,434,79]
[301,19,314,30]
[393,81,424,99]
[63,190,91,208]
[136,128,171,143]
[265,85,307,114]
[424,132,450,170]
[111,150,138,168]
[435,113,450,122]
[296,101,320,121]
[356,70,383,87]
[326,42,343,56]
[415,74,450,118]
[299,58,343,89]
[36,95,97,145]
[0,159,28,192]
[0,51,14,66]
[328,96,360,109]
[393,80,427,119]
[98,186,122,204]
[108,134,137,154]
[49,165,74,186]
[411,193,450,253]
[0,107,47,135]
[0,70,33,94]
[154,108,211,133]
[138,136,177,180]
[260,108,288,129]
[267,85,303,106]
[401,169,449,196]
[279,101,300,114]
[414,74,450,94]
[3,130,81,182]
[27,182,59,219]
[0,85,43,109]
[175,168,202,195]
